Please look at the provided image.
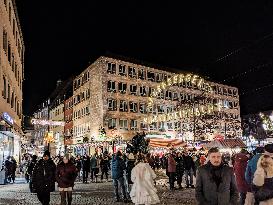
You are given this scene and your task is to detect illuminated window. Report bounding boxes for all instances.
[139,103,147,114]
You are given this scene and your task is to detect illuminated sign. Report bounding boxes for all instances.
[3,112,14,125]
[31,119,65,126]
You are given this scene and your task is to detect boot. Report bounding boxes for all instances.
[60,191,67,205]
[67,191,72,205]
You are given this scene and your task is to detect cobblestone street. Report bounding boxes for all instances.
[0,178,196,205]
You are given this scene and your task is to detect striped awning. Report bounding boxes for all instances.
[204,138,246,149]
[149,138,186,148]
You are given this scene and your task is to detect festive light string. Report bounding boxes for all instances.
[31,119,65,126]
[260,112,273,132]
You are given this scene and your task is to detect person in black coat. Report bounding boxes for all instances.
[100,154,110,181]
[82,155,90,183]
[32,151,56,205]
[175,152,184,189]
[183,152,195,188]
[27,155,37,192]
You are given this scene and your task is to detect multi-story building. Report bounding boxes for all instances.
[0,0,24,162]
[33,79,73,156]
[64,96,73,152]
[73,56,241,153]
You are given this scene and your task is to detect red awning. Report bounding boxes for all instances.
[149,138,186,148]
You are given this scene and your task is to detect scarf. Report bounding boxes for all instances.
[207,161,224,188]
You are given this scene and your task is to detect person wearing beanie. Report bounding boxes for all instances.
[32,151,56,205]
[56,154,77,205]
[264,144,273,157]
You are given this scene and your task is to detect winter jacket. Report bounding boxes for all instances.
[90,157,98,169]
[26,160,37,177]
[195,163,239,205]
[183,155,195,171]
[111,156,126,179]
[56,161,77,188]
[82,157,90,172]
[245,153,262,185]
[100,157,110,171]
[253,160,273,204]
[167,155,176,173]
[175,156,184,175]
[32,159,56,193]
[233,153,250,193]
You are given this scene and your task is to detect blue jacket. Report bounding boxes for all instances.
[111,156,125,179]
[245,153,262,185]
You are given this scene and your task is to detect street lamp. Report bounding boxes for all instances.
[44,131,54,151]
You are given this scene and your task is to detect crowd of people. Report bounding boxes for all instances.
[1,143,273,205]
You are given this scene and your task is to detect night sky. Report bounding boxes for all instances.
[16,1,273,116]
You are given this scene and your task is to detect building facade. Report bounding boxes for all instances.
[64,96,73,151]
[72,56,241,151]
[0,0,24,163]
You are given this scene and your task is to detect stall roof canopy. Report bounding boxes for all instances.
[149,138,186,148]
[204,138,246,149]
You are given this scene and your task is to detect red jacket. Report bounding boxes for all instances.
[56,162,77,188]
[233,153,250,193]
[168,155,176,173]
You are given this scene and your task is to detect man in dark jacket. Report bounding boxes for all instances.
[100,153,110,181]
[183,151,195,188]
[27,155,37,192]
[82,155,90,183]
[32,151,56,205]
[111,151,128,203]
[195,147,239,205]
[175,152,184,189]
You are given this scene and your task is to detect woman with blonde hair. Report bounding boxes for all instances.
[252,155,273,205]
[130,154,160,205]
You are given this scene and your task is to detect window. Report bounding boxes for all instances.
[165,90,172,100]
[108,118,116,129]
[129,102,138,113]
[140,122,148,130]
[138,68,146,80]
[119,100,128,112]
[157,91,164,99]
[11,54,14,71]
[13,19,15,36]
[130,84,137,95]
[155,73,163,82]
[140,86,147,97]
[147,71,155,81]
[8,43,11,62]
[157,105,164,114]
[86,107,90,114]
[118,65,126,76]
[130,120,138,130]
[119,119,128,130]
[86,89,90,98]
[107,62,116,74]
[2,76,6,99]
[167,122,173,130]
[3,30,8,53]
[107,81,116,92]
[128,66,137,78]
[149,122,157,130]
[139,103,147,114]
[11,91,14,108]
[148,105,156,114]
[9,4,11,22]
[174,122,181,131]
[149,87,155,97]
[7,84,10,103]
[118,82,127,94]
[107,99,117,111]
[233,89,238,97]
[173,92,178,101]
[158,122,165,131]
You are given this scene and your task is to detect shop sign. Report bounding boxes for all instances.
[3,112,14,125]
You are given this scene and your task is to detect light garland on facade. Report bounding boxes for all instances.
[31,119,65,126]
[260,112,273,131]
